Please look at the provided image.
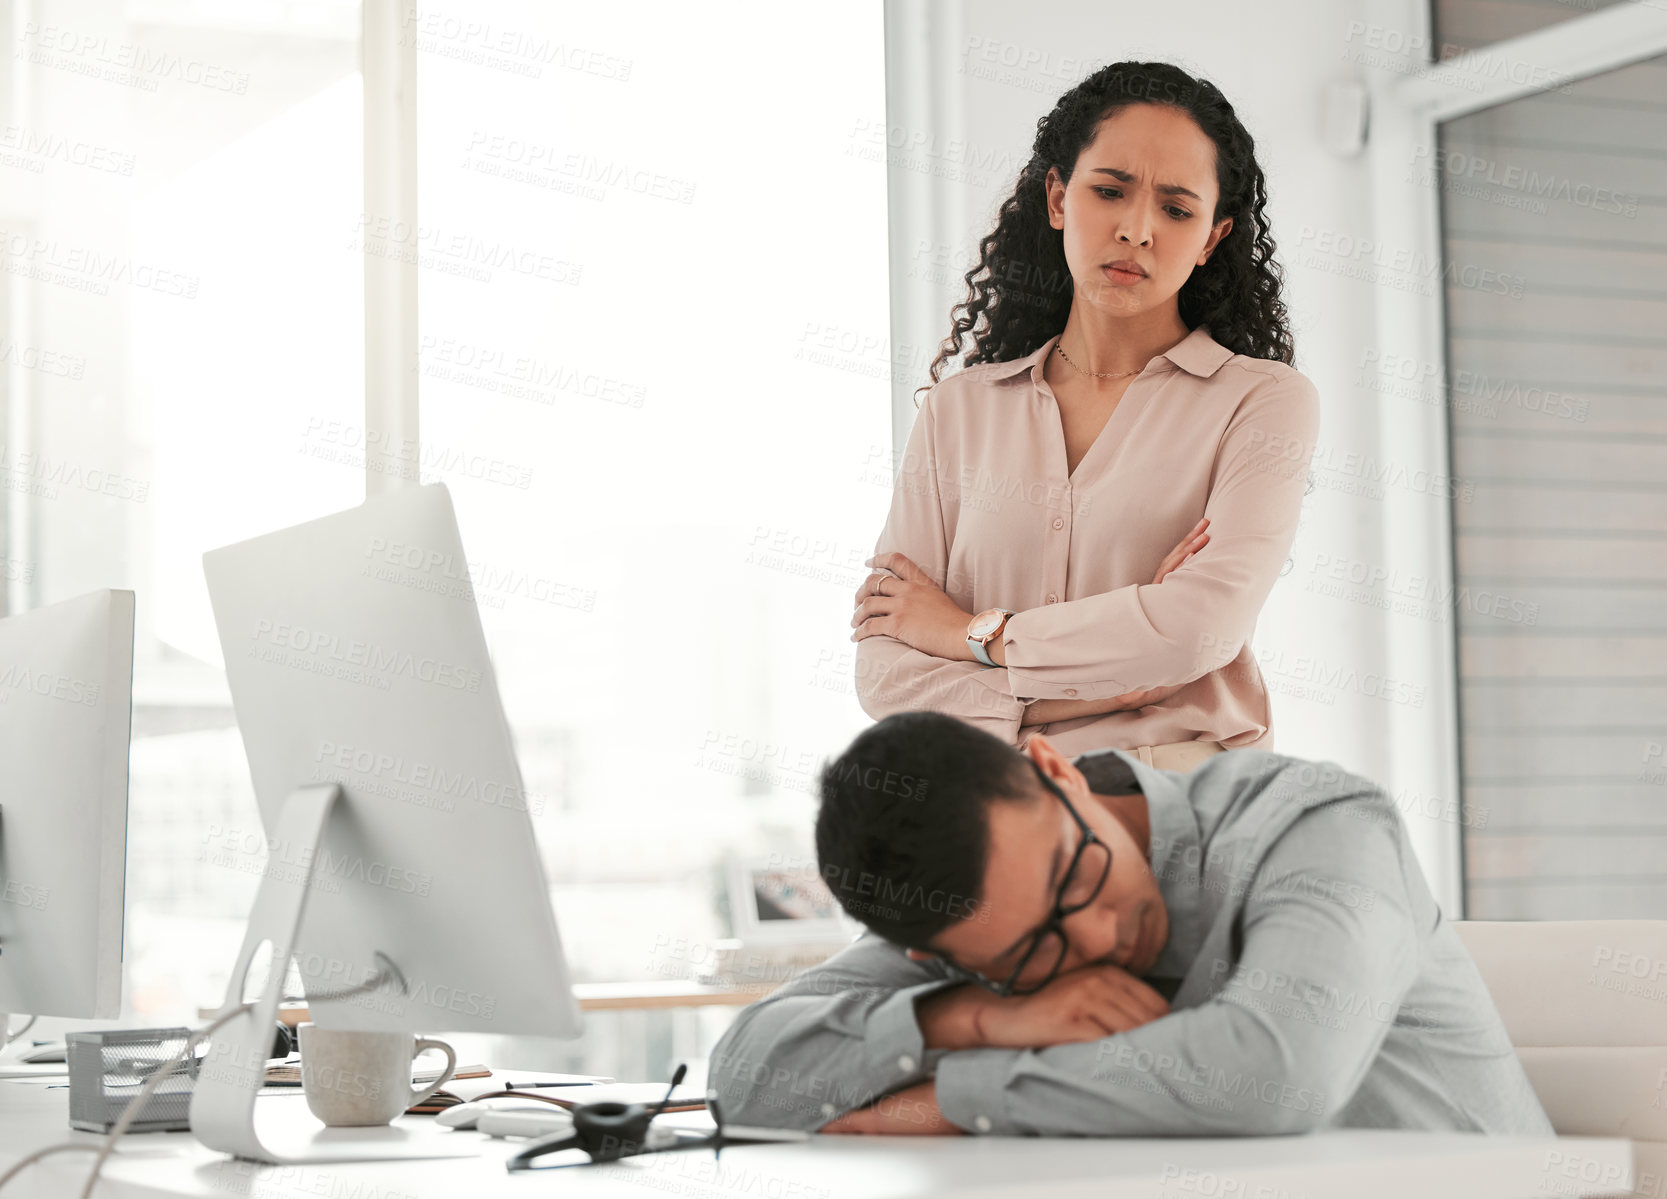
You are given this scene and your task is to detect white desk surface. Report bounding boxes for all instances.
[0,1077,1635,1199]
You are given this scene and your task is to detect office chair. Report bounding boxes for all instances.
[1453,919,1667,1199]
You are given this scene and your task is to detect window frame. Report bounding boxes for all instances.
[1364,0,1667,916]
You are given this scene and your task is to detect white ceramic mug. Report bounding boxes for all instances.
[297,1024,457,1127]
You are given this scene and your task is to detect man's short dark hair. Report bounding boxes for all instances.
[814,711,1041,950]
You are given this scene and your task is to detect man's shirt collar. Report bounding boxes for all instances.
[978,324,1233,388]
[1075,747,1205,982]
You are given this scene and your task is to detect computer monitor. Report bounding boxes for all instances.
[0,589,134,1027]
[192,483,580,1162]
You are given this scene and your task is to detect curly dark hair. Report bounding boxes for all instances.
[918,60,1294,406]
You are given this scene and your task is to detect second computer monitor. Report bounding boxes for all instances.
[0,588,134,1022]
[202,483,580,1040]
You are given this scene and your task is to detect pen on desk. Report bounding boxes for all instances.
[503,1081,589,1090]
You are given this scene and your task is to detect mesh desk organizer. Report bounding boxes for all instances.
[67,1028,199,1134]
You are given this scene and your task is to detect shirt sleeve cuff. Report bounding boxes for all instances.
[934,1047,1022,1135]
[999,611,1133,701]
[968,666,1036,705]
[858,978,966,1097]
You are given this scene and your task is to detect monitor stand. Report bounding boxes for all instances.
[188,784,487,1163]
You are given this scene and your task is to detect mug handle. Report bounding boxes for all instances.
[408,1037,458,1109]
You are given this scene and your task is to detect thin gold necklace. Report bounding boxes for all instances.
[1054,337,1142,380]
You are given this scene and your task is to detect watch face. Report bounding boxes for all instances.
[969,609,1003,637]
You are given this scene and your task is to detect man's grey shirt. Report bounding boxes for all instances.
[706,748,1554,1137]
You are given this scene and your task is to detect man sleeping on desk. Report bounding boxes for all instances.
[705,711,1554,1137]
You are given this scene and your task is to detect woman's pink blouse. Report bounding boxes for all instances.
[856,325,1321,758]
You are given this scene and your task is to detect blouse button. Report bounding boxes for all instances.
[1051,516,1065,531]
[1045,593,1058,603]
[1065,689,1078,697]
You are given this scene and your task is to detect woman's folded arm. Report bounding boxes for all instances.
[985,372,1320,701]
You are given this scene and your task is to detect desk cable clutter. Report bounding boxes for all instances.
[0,952,404,1198]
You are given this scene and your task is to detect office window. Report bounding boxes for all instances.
[1432,0,1633,52]
[412,0,891,984]
[0,0,365,1018]
[3,0,886,1046]
[1434,37,1667,913]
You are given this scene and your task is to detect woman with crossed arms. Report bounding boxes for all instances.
[850,61,1321,772]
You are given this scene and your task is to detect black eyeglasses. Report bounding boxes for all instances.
[941,762,1112,997]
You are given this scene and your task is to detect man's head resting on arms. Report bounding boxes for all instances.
[815,711,1170,991]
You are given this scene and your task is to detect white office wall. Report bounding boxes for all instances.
[881,0,1463,904]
